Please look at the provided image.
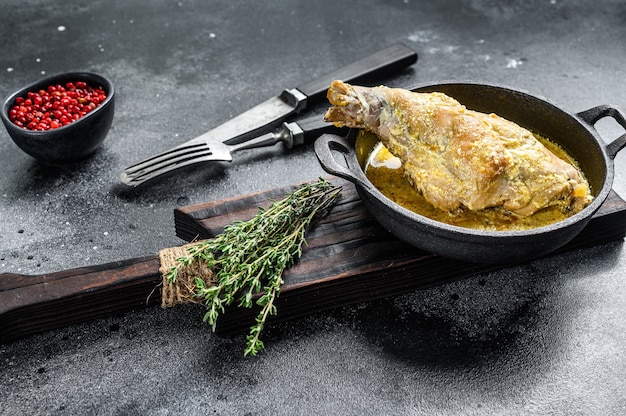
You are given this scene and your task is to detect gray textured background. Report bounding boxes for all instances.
[1,1,625,415]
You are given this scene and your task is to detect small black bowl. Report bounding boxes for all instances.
[1,72,114,164]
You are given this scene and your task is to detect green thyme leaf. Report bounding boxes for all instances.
[167,178,341,356]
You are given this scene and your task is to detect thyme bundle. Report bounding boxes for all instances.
[164,178,341,356]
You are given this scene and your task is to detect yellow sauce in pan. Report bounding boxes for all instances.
[357,130,586,231]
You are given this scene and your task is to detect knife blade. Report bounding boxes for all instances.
[120,43,417,186]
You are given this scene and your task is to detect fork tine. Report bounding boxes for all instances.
[122,142,210,175]
[125,148,213,178]
[119,128,283,186]
[120,153,221,186]
[119,142,232,186]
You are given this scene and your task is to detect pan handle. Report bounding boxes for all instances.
[576,104,626,159]
[314,133,375,192]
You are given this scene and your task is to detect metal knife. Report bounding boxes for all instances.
[120,43,417,186]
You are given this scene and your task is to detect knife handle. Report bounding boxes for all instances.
[0,256,162,343]
[295,43,418,106]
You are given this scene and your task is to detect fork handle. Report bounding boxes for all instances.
[285,115,347,148]
[233,115,347,152]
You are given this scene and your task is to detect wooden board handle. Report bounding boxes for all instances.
[0,256,161,343]
[2,177,626,342]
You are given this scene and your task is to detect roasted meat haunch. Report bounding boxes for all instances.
[324,80,593,217]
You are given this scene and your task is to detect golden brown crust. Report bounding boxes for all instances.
[325,80,593,217]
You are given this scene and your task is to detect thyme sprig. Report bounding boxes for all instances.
[165,178,341,356]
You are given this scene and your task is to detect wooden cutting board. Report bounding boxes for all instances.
[173,177,626,335]
[2,177,626,342]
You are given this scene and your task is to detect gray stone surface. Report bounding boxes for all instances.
[1,1,625,414]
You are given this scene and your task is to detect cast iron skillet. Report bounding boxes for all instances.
[315,81,626,264]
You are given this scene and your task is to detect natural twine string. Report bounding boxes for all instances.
[158,242,216,308]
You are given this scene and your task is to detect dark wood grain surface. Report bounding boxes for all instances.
[0,257,162,342]
[2,177,626,342]
[175,177,626,334]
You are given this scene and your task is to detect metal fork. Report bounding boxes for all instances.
[119,117,339,187]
